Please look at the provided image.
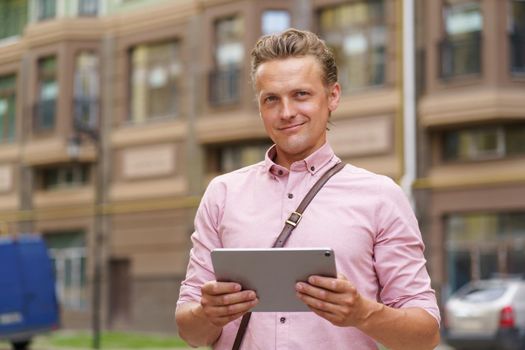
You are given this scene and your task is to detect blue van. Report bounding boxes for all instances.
[0,234,60,349]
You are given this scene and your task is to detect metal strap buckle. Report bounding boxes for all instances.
[286,211,303,227]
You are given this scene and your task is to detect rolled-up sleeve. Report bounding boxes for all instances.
[373,178,441,325]
[177,179,225,305]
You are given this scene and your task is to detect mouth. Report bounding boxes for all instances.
[278,121,306,132]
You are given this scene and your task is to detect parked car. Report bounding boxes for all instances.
[444,278,525,350]
[0,234,60,350]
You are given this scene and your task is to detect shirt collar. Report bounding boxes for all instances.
[263,142,336,177]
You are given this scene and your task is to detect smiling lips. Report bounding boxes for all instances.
[278,121,306,132]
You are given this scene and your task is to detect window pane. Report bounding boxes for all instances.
[506,124,525,155]
[38,0,56,21]
[78,0,98,16]
[319,0,386,92]
[479,251,498,279]
[210,16,243,106]
[441,2,482,77]
[208,141,272,174]
[448,249,471,292]
[443,126,508,161]
[508,247,525,276]
[446,212,525,291]
[130,41,181,122]
[215,16,244,67]
[262,10,290,35]
[0,0,28,40]
[40,164,90,190]
[0,74,16,142]
[36,57,57,132]
[44,231,87,310]
[445,2,482,35]
[74,52,99,132]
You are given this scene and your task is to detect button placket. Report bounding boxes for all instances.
[282,171,301,221]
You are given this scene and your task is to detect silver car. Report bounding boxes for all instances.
[444,279,525,350]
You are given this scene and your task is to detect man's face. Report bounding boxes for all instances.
[255,56,340,167]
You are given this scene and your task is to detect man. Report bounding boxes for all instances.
[175,29,440,350]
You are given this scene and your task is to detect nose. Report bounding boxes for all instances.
[280,98,296,120]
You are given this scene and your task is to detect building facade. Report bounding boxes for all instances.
[0,0,523,334]
[414,0,525,304]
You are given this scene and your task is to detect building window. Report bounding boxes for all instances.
[130,41,181,123]
[318,0,386,92]
[206,141,271,174]
[440,1,483,78]
[34,56,58,132]
[443,124,525,161]
[209,16,244,106]
[509,0,525,74]
[36,163,90,190]
[74,51,99,133]
[37,0,56,21]
[78,0,98,16]
[0,0,28,40]
[262,10,290,35]
[446,212,525,292]
[0,75,17,143]
[44,231,87,310]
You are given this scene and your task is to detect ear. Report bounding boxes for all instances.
[327,82,341,112]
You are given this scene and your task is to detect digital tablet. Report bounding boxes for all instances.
[211,247,337,312]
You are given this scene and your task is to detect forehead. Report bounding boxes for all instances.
[254,56,324,91]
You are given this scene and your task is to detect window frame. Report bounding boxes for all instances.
[128,40,182,124]
[317,0,388,93]
[441,124,525,162]
[0,74,17,143]
[35,55,58,132]
[439,0,483,79]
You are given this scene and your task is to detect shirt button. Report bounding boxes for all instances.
[310,166,315,171]
[280,317,286,324]
[287,193,293,199]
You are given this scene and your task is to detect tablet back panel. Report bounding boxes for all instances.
[211,248,337,312]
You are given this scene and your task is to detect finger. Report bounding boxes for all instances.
[296,281,347,306]
[205,290,257,308]
[307,275,353,293]
[296,291,341,314]
[206,298,259,318]
[202,281,242,296]
[337,273,348,281]
[212,310,248,327]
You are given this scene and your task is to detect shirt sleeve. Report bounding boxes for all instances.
[176,178,225,306]
[373,177,441,325]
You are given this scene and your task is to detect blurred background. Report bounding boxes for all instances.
[0,0,524,349]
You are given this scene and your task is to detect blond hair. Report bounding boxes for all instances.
[250,28,338,87]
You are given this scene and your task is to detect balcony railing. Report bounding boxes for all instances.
[510,32,525,74]
[208,66,241,106]
[73,98,99,135]
[33,99,56,132]
[440,32,482,79]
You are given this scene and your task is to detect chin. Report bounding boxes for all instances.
[278,139,313,158]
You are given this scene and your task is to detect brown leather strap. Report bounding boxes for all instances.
[231,161,345,350]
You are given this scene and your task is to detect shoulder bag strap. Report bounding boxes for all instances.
[231,161,345,350]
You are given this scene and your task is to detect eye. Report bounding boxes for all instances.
[263,95,278,104]
[295,90,310,98]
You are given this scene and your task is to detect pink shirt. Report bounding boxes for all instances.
[177,143,440,350]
